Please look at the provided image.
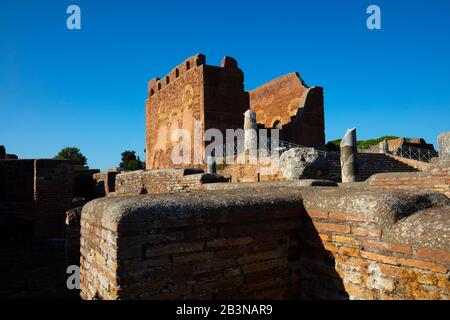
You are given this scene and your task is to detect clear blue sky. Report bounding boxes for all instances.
[1,0,449,170]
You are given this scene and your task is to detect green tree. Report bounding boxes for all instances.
[54,147,87,166]
[120,150,145,171]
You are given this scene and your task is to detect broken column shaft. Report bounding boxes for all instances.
[340,128,359,183]
[244,109,258,162]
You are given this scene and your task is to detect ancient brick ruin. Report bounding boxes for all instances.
[145,54,325,170]
[80,185,449,300]
[1,55,449,301]
[0,148,102,241]
[78,130,450,300]
[0,159,74,240]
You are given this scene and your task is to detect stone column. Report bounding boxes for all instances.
[244,109,258,162]
[438,132,450,163]
[340,128,359,183]
[379,139,388,154]
[207,156,216,174]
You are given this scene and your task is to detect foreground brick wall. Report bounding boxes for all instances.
[300,187,450,299]
[80,185,450,300]
[80,190,304,300]
[368,163,450,198]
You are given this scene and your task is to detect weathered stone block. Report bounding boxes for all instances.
[279,147,329,180]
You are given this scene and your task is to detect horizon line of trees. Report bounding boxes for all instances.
[54,147,145,170]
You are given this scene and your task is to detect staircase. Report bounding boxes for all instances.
[328,152,420,182]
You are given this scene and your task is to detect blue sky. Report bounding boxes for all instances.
[1,0,449,170]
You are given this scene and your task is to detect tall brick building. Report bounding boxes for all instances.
[145,54,325,170]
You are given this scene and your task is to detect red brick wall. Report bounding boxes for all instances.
[203,57,249,142]
[146,55,250,170]
[249,73,308,128]
[249,73,325,149]
[368,166,450,198]
[0,159,74,240]
[33,159,74,239]
[80,191,303,300]
[301,208,449,299]
[146,55,206,170]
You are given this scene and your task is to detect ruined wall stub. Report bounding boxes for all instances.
[249,73,325,149]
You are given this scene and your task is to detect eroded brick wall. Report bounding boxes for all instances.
[115,169,227,195]
[249,73,325,149]
[80,186,450,300]
[80,190,304,300]
[301,188,450,299]
[218,163,281,182]
[146,55,206,170]
[368,164,450,198]
[203,57,249,141]
[33,160,74,239]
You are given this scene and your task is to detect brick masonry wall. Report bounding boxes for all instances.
[33,159,74,239]
[80,190,304,300]
[249,73,325,149]
[115,169,227,195]
[146,54,206,170]
[218,163,281,182]
[0,159,74,240]
[203,57,249,142]
[80,186,450,300]
[367,164,450,198]
[300,187,450,300]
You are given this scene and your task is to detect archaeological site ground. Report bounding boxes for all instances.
[0,1,449,310]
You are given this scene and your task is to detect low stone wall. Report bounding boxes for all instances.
[80,185,450,300]
[115,169,228,195]
[367,163,450,198]
[218,163,281,182]
[93,171,121,196]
